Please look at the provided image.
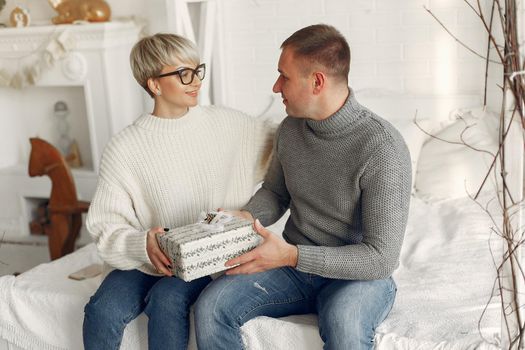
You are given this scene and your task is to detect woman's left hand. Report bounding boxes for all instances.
[146,226,173,276]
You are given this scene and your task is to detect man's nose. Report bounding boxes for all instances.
[272,77,281,93]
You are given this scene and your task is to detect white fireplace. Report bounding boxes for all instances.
[0,20,144,240]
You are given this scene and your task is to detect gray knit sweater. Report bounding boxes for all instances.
[243,90,412,280]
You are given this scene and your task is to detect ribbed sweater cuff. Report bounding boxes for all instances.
[242,204,267,225]
[241,205,256,217]
[296,245,325,275]
[126,232,150,265]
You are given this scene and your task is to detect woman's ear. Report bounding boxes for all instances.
[147,78,160,96]
[312,72,325,94]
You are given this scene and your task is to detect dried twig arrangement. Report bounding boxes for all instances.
[424,1,525,348]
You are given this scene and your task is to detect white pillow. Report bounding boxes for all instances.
[414,108,499,201]
[356,92,436,191]
[387,118,431,191]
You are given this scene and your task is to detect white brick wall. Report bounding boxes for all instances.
[0,0,492,115]
[220,0,489,116]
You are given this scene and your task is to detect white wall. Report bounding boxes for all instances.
[1,0,490,116]
[0,0,170,33]
[0,0,493,238]
[0,0,143,24]
[219,0,488,116]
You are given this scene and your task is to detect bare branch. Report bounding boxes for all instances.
[426,0,525,345]
[0,231,8,266]
[424,6,501,64]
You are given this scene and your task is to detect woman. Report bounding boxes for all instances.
[83,33,273,350]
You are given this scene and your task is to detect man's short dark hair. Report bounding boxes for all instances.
[281,24,350,83]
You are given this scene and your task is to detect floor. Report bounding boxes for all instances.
[0,228,92,277]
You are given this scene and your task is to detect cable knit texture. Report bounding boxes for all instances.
[243,90,412,280]
[87,106,275,276]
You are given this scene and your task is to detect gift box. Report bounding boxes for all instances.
[156,213,261,282]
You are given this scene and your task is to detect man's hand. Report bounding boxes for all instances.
[225,219,298,275]
[146,226,173,276]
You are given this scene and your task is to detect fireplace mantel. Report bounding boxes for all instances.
[0,20,142,52]
[0,20,145,239]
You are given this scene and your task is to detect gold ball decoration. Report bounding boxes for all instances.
[48,0,111,25]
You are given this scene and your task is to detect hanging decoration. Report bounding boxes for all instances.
[0,29,75,89]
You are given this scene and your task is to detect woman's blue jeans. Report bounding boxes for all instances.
[194,267,396,350]
[83,269,211,350]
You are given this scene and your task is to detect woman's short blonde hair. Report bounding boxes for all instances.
[130,33,200,97]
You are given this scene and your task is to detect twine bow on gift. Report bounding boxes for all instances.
[197,211,234,232]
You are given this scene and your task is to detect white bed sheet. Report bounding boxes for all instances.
[0,194,501,350]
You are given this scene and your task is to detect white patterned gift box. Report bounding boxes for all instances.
[156,214,261,282]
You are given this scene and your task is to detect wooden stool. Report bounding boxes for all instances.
[28,138,90,260]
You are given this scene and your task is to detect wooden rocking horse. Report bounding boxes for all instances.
[28,138,90,260]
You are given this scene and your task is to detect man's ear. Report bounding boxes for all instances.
[312,72,325,94]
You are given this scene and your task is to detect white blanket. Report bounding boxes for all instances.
[0,194,501,349]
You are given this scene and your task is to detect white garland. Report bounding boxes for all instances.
[0,28,75,89]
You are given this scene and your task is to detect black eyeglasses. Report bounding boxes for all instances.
[156,63,206,85]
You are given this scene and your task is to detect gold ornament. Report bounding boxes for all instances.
[66,140,83,168]
[48,0,111,25]
[9,6,30,28]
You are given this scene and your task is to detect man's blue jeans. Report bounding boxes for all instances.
[194,267,396,350]
[83,269,211,350]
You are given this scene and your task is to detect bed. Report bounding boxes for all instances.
[0,92,504,349]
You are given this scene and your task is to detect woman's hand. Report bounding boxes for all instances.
[146,226,173,276]
[217,208,254,222]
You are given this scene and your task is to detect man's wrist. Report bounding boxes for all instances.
[288,244,298,267]
[240,210,254,222]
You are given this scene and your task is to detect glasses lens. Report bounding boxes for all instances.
[196,65,206,80]
[179,69,193,85]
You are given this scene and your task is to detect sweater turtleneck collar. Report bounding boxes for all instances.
[134,106,202,133]
[305,88,363,137]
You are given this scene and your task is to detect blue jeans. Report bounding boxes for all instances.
[194,267,396,350]
[83,269,211,350]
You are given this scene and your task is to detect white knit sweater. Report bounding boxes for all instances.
[86,106,274,275]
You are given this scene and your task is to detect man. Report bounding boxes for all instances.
[194,24,412,350]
